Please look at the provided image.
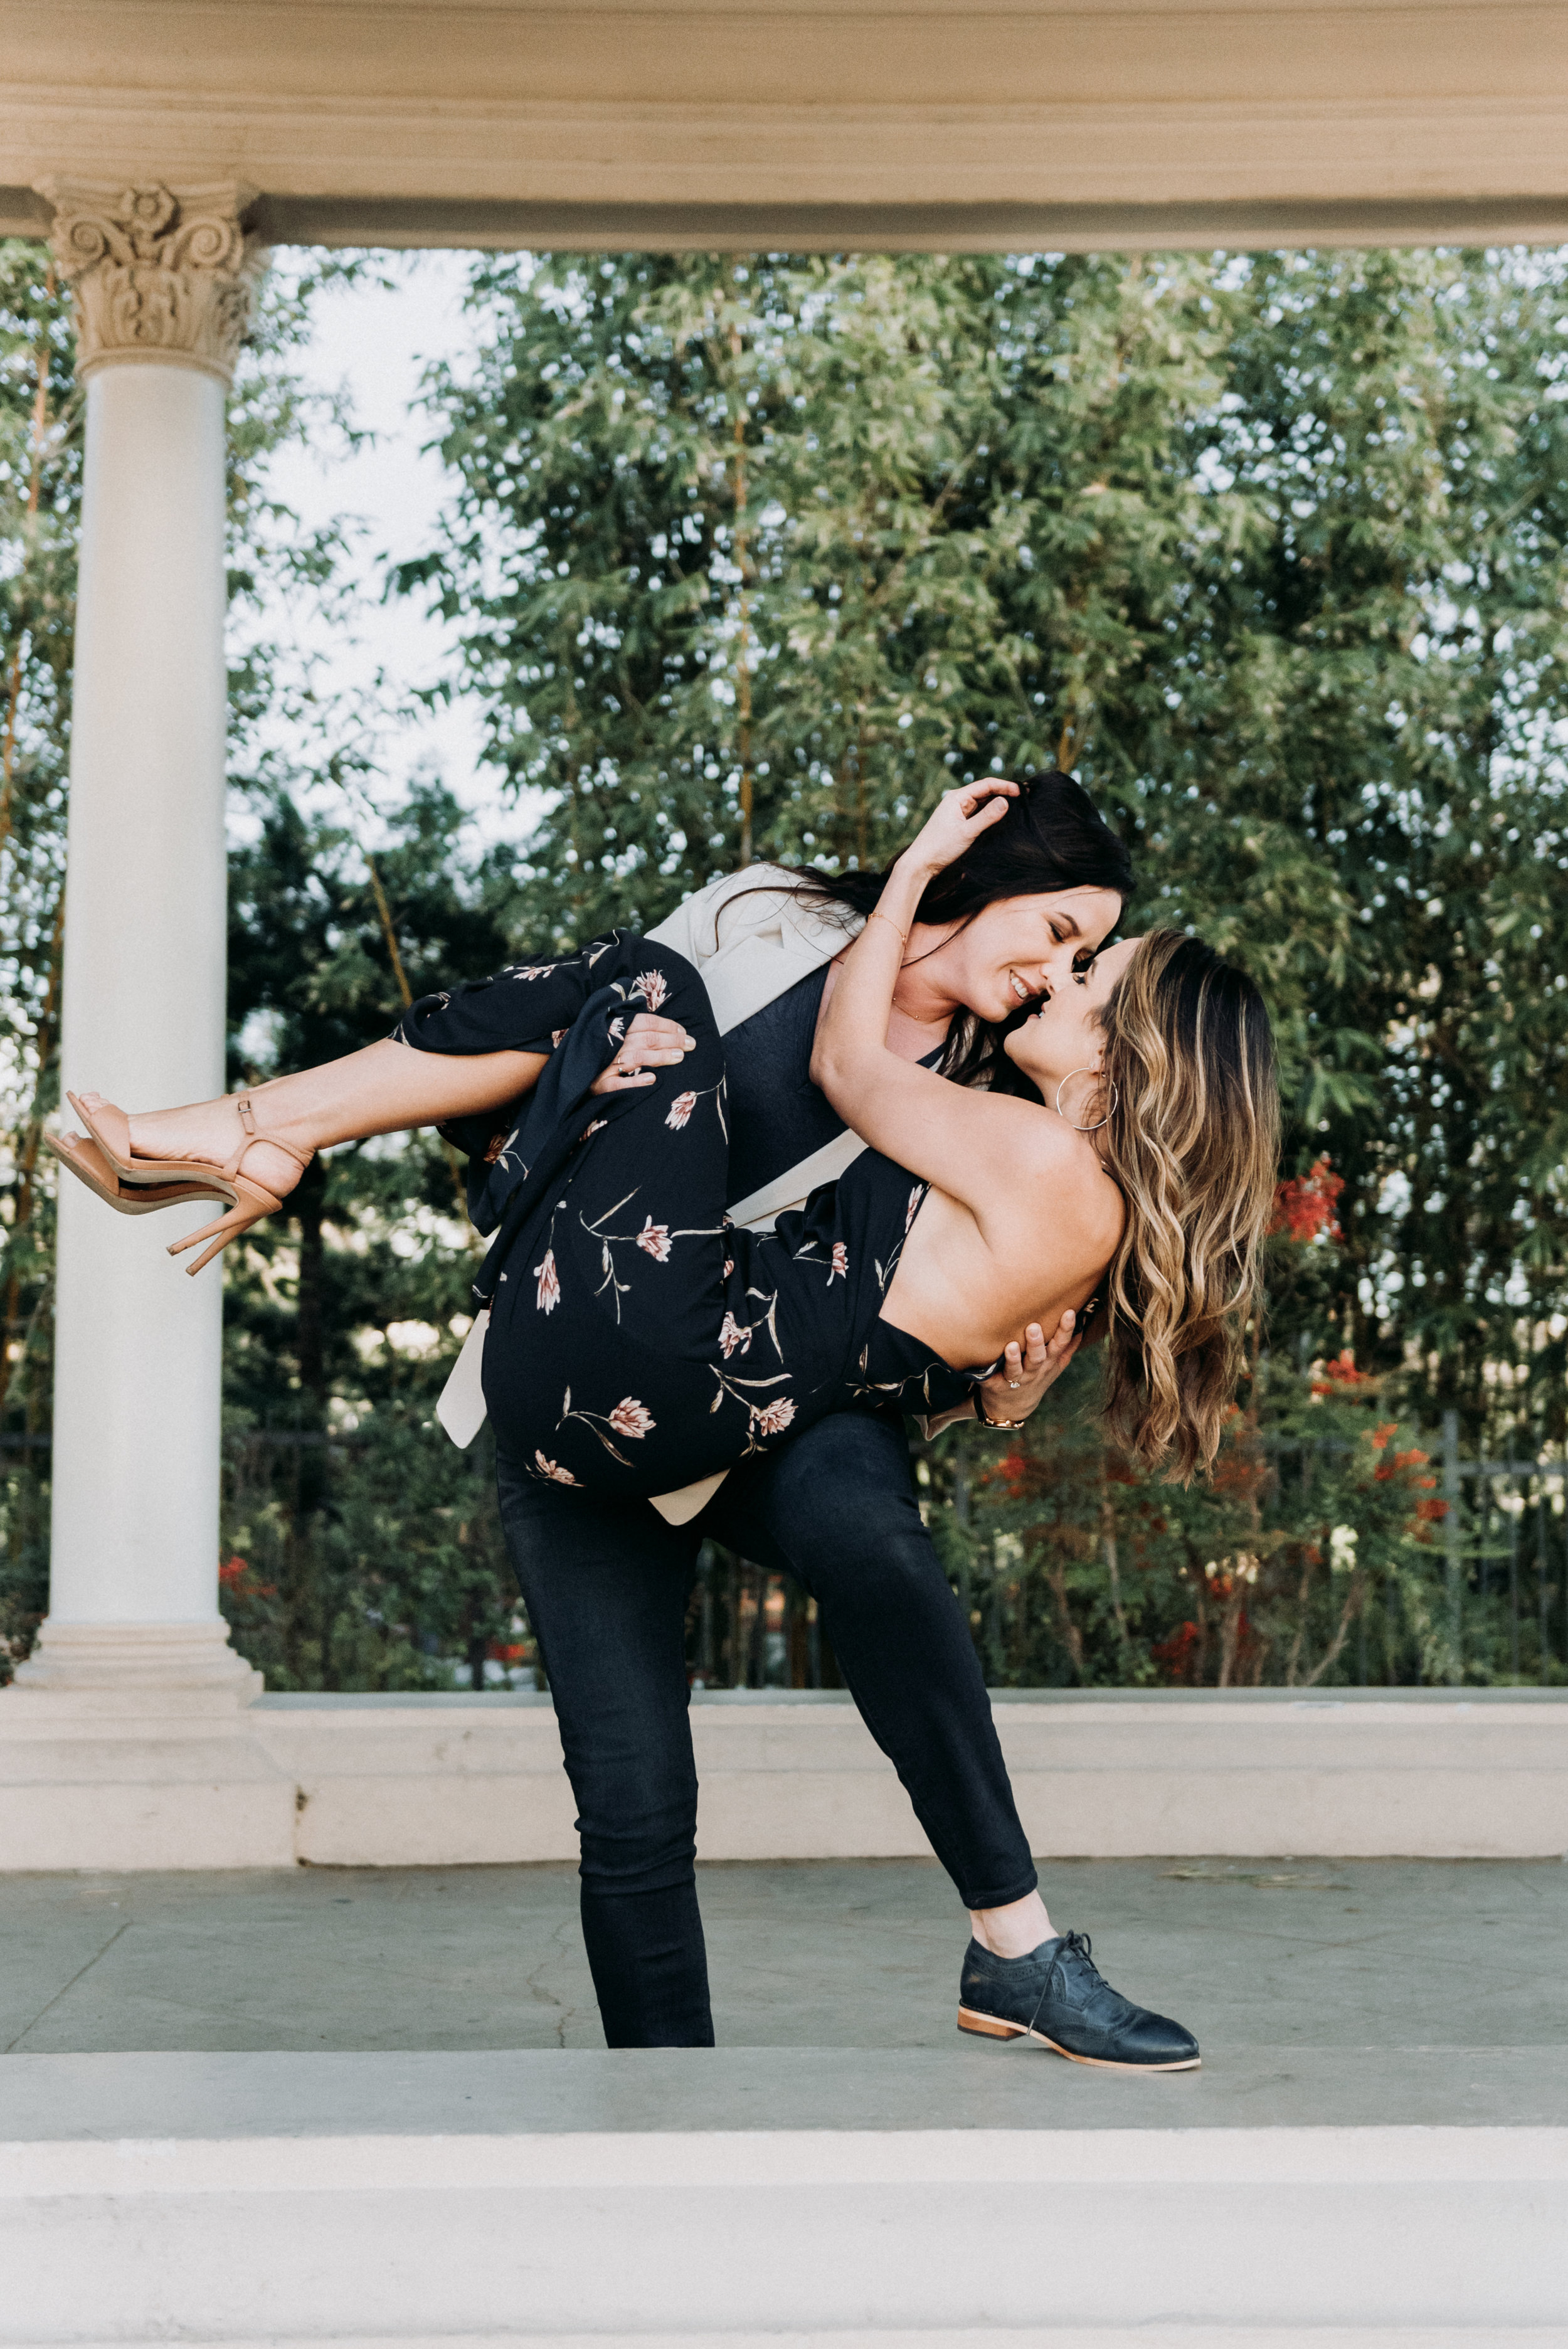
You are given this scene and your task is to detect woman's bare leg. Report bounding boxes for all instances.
[78,1003,697,1206]
[970,1889,1056,1956]
[78,1039,549,1204]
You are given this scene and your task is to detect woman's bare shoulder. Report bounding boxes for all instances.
[1007,1103,1125,1257]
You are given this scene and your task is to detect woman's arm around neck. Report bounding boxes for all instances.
[810,784,1120,1281]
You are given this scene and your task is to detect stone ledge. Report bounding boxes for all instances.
[1,1691,1564,1869]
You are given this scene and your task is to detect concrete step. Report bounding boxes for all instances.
[4,2047,1566,2343]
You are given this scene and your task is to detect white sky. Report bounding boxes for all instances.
[240,250,522,847]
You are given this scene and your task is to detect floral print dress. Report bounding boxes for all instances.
[395,933,983,1498]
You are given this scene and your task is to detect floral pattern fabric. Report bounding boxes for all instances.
[397,933,978,1498]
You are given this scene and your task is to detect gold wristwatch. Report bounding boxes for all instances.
[975,1389,1028,1431]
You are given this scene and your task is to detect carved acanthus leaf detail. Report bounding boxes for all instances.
[38,181,265,386]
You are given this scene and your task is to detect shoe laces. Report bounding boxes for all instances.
[1051,1929,1100,1986]
[1039,1929,1124,2023]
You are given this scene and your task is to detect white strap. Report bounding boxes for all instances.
[726,1125,869,1233]
[436,1310,491,1448]
[649,1471,728,1525]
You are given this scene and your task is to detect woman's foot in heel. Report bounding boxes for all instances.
[73,1089,311,1209]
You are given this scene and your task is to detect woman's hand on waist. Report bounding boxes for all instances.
[973,1311,1081,1427]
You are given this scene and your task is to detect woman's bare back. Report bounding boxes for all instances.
[879,1125,1125,1371]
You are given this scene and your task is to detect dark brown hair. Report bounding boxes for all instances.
[730,771,1135,1091]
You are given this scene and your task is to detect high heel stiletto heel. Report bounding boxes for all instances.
[54,1092,314,1275]
[164,1094,314,1276]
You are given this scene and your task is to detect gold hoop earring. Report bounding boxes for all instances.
[1054,1068,1118,1133]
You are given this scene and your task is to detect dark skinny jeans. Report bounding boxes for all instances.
[495,1408,1037,2047]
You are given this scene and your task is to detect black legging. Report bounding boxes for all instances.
[497,1409,1037,2047]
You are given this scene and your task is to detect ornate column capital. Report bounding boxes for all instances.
[35,179,265,388]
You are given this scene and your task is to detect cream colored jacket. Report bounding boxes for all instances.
[647,862,869,1229]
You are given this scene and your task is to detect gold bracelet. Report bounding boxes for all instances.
[868,909,909,947]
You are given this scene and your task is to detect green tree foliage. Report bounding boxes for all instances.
[1205,252,1568,1437]
[9,243,1568,1689]
[0,245,530,1686]
[403,243,1568,1684]
[412,250,1568,1429]
[0,246,77,1664]
[218,779,527,1689]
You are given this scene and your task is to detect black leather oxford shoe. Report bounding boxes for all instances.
[958,1931,1200,2072]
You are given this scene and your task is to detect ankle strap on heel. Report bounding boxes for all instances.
[221,1093,315,1184]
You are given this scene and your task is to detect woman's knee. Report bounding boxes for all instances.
[573,1758,699,1896]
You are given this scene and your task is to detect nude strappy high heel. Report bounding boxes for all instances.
[46,1131,233,1221]
[59,1091,313,1276]
[65,1093,226,1190]
[164,1094,314,1276]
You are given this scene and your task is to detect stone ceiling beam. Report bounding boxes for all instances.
[3,0,1568,253]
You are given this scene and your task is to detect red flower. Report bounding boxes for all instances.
[1312,1349,1373,1396]
[1271,1157,1344,1245]
[995,1447,1029,1499]
[219,1555,275,1596]
[1152,1620,1203,1684]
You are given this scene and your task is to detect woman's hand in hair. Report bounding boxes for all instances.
[588,1011,697,1096]
[901,780,1019,879]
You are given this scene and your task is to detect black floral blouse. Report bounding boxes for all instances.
[396,933,983,1497]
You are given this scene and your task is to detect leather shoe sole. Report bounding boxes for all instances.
[957,2002,1202,2072]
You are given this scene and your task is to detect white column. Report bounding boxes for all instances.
[14,184,264,1704]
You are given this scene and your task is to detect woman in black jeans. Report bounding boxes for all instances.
[57,781,1275,2069]
[496,1408,1039,2047]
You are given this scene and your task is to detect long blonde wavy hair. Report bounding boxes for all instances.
[1093,929,1279,1482]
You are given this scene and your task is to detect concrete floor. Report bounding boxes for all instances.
[3,1855,1564,2065]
